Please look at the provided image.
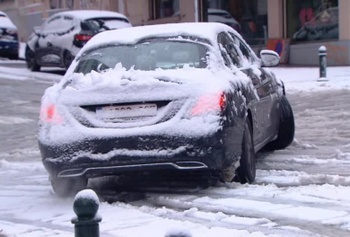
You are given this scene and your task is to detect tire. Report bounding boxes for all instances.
[265,96,295,150]
[50,176,88,198]
[234,119,256,184]
[63,50,74,69]
[25,45,40,72]
[9,53,19,60]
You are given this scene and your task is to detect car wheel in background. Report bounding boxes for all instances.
[8,53,18,60]
[25,45,40,72]
[63,50,74,69]
[50,176,88,198]
[264,96,295,150]
[234,119,256,184]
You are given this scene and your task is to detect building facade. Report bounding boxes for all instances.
[0,0,348,65]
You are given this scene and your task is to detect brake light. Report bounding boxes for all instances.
[40,104,63,124]
[191,93,227,116]
[74,34,93,42]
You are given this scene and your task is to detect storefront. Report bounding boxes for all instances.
[207,0,268,46]
[202,0,341,65]
[286,0,338,42]
[1,0,349,65]
[283,0,346,66]
[131,0,345,65]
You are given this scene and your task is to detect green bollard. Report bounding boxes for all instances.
[318,46,327,79]
[71,189,102,237]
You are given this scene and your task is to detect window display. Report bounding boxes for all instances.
[287,0,338,42]
[208,0,268,46]
[151,0,179,19]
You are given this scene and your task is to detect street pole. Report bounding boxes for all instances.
[318,46,328,82]
[72,189,102,237]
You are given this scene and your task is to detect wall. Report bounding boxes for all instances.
[289,40,350,66]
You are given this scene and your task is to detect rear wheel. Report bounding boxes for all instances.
[234,119,256,184]
[265,96,295,150]
[63,50,74,69]
[50,176,88,198]
[8,53,18,60]
[25,45,40,72]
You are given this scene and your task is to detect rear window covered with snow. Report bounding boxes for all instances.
[74,38,209,74]
[82,17,130,31]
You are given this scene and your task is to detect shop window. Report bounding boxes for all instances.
[66,0,74,9]
[150,0,179,19]
[207,0,268,46]
[287,0,339,42]
[50,0,62,9]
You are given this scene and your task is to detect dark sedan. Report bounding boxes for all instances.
[38,22,294,197]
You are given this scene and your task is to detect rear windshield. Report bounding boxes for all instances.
[209,12,231,18]
[82,17,129,31]
[74,38,209,75]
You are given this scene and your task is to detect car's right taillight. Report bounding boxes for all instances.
[190,93,227,116]
[39,104,63,124]
[74,34,93,41]
[73,34,93,48]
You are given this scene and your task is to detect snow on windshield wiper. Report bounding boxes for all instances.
[155,76,182,84]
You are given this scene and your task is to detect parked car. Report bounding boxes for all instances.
[0,11,19,60]
[38,22,294,197]
[25,10,132,72]
[208,8,241,33]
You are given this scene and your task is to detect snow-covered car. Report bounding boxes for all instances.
[38,22,295,197]
[25,10,132,72]
[208,8,241,33]
[0,11,19,60]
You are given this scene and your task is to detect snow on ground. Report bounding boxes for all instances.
[0,63,350,237]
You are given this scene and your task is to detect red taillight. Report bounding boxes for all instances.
[74,34,93,42]
[191,93,227,116]
[40,104,63,124]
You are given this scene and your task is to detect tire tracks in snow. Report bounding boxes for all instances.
[127,190,350,237]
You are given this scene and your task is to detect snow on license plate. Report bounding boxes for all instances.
[96,103,157,120]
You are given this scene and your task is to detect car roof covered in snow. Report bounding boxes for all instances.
[54,10,129,21]
[0,11,17,29]
[79,22,237,54]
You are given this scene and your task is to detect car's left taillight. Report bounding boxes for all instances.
[39,104,63,124]
[190,92,227,116]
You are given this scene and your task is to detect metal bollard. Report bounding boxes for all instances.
[71,189,102,237]
[165,229,192,237]
[318,46,327,80]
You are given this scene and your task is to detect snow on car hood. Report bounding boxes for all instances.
[0,16,17,29]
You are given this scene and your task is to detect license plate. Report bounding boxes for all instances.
[96,103,157,121]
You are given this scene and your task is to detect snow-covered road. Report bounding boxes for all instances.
[1,65,350,237]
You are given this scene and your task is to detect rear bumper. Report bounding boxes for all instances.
[0,41,18,57]
[39,132,242,179]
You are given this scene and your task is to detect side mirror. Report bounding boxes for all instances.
[260,49,280,67]
[33,26,41,35]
